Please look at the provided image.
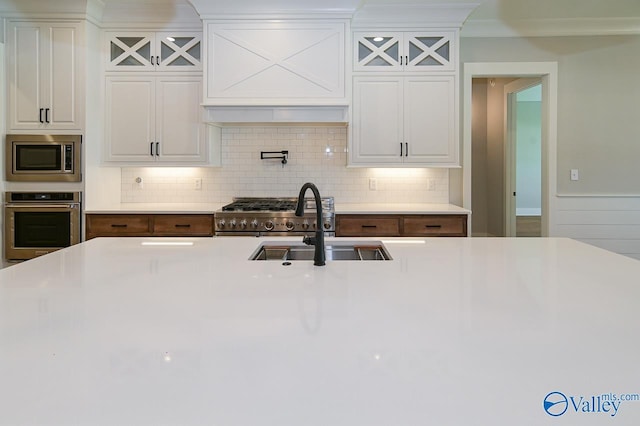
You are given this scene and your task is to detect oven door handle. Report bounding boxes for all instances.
[5,204,79,209]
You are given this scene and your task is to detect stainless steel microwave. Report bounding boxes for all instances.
[5,134,82,182]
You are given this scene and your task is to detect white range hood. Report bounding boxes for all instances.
[203,105,349,126]
[188,0,478,125]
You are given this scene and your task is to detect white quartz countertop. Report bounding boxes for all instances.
[84,202,469,215]
[84,202,225,214]
[335,202,470,214]
[1,237,639,425]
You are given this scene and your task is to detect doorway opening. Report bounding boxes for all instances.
[461,62,558,238]
[507,80,542,237]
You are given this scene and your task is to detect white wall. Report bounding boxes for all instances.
[0,42,5,261]
[462,35,640,259]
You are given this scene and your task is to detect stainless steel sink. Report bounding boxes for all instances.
[250,241,392,261]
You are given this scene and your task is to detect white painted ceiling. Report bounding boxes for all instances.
[2,0,639,36]
[99,0,640,20]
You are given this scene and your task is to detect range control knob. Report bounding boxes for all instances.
[239,219,248,229]
[323,221,332,230]
[264,220,275,231]
[285,221,295,231]
[217,219,226,229]
[229,219,237,229]
[301,220,310,230]
[250,219,259,229]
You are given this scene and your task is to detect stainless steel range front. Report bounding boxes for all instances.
[215,197,335,236]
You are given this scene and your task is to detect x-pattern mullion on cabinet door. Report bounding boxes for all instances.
[359,37,400,67]
[159,37,201,68]
[406,36,451,68]
[111,36,152,67]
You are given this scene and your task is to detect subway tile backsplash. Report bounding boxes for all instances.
[121,126,449,204]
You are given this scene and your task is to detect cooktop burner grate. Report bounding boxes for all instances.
[222,199,297,212]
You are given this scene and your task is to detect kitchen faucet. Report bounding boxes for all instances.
[295,182,326,266]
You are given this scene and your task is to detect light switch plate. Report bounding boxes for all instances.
[570,169,579,181]
[369,178,377,191]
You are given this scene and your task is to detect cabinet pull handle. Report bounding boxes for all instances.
[405,55,409,65]
[151,56,154,65]
[405,142,408,157]
[362,225,377,229]
[425,225,442,229]
[111,224,128,228]
[155,142,160,156]
[156,56,160,65]
[174,224,191,228]
[39,108,44,123]
[400,56,403,66]
[150,142,154,156]
[45,108,50,123]
[400,142,403,157]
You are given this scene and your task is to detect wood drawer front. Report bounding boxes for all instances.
[86,214,152,238]
[336,216,400,236]
[403,215,467,236]
[153,215,213,236]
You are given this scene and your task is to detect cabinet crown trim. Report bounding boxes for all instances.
[351,3,479,28]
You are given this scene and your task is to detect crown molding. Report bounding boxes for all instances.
[352,3,479,28]
[189,0,359,19]
[461,17,640,37]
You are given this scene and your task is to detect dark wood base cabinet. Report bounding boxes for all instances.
[336,214,467,237]
[85,214,214,239]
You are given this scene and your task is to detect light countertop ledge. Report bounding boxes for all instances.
[335,202,470,214]
[85,202,470,215]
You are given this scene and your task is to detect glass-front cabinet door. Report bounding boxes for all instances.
[354,32,403,71]
[106,32,202,72]
[354,31,455,72]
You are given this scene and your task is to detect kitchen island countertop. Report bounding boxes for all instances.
[1,236,638,425]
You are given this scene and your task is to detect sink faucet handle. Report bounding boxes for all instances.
[302,235,315,246]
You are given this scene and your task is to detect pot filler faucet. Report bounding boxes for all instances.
[295,182,326,266]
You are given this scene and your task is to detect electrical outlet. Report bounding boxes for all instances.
[135,177,143,189]
[369,178,377,191]
[427,178,436,191]
[194,177,202,190]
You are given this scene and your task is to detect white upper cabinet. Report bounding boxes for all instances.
[6,20,84,131]
[350,24,460,167]
[106,31,202,72]
[354,31,455,72]
[105,75,207,164]
[350,75,457,166]
[204,20,347,105]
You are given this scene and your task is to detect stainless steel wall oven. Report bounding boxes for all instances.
[4,192,82,261]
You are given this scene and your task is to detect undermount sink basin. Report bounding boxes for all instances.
[250,241,392,261]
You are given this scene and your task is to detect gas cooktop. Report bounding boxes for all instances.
[221,198,298,212]
[216,197,335,236]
